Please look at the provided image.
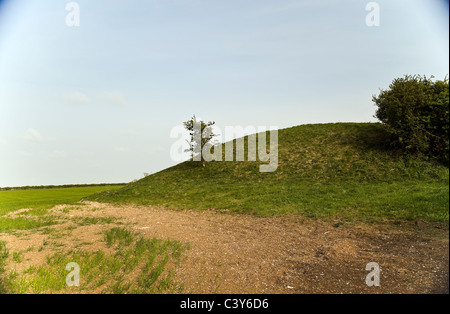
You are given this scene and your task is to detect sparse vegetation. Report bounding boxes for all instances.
[73,216,117,226]
[104,227,134,247]
[0,241,9,293]
[12,252,24,263]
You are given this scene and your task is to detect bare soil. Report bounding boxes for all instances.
[1,201,448,294]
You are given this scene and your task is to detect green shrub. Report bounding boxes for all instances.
[373,75,449,165]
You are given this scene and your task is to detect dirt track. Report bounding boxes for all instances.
[1,201,449,294]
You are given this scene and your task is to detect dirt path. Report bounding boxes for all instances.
[1,202,448,294]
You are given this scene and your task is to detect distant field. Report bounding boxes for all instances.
[0,186,125,217]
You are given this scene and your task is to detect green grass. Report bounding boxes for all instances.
[0,186,124,233]
[86,123,449,224]
[104,227,135,247]
[2,227,187,294]
[12,252,23,263]
[0,186,124,216]
[0,217,57,233]
[73,216,118,226]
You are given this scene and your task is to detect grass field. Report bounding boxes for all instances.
[0,186,124,216]
[86,123,449,224]
[0,186,125,233]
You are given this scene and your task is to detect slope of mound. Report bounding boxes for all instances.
[86,123,449,223]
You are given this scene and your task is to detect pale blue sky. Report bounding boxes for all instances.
[0,0,448,186]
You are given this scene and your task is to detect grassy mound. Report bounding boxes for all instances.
[86,123,449,223]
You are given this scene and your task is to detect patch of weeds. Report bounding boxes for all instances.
[40,227,67,239]
[111,276,133,294]
[73,217,117,226]
[19,209,50,217]
[0,216,57,233]
[40,227,54,235]
[0,242,9,267]
[104,227,134,247]
[12,252,23,263]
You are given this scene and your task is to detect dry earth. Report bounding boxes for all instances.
[1,201,448,294]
